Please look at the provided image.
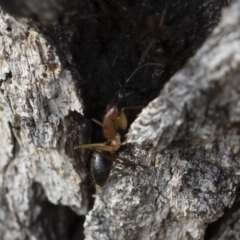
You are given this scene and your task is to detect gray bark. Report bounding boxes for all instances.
[0,8,89,240]
[0,0,239,239]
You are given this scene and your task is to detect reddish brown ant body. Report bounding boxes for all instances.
[75,63,163,187]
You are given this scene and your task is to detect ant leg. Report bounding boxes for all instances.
[91,118,103,127]
[75,143,116,152]
[75,134,121,153]
[159,6,167,28]
[125,62,163,83]
[111,153,147,169]
[137,30,149,41]
[139,38,157,65]
[97,151,146,169]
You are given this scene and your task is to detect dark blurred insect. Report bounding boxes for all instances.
[139,8,167,64]
[75,63,163,186]
[139,6,184,64]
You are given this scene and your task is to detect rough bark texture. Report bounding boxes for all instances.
[0,7,89,240]
[0,0,239,239]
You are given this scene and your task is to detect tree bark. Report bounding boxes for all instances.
[0,0,239,239]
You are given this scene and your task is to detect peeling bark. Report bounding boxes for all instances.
[0,9,89,240]
[0,0,239,239]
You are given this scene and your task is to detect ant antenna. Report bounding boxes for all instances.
[125,62,163,84]
[105,56,124,88]
[115,77,123,88]
[91,118,103,127]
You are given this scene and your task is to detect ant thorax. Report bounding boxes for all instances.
[103,104,119,141]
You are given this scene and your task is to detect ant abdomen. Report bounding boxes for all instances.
[91,154,113,187]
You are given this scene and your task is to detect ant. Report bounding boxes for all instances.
[74,63,163,187]
[139,6,184,64]
[139,8,167,65]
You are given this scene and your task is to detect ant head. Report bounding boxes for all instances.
[114,88,135,109]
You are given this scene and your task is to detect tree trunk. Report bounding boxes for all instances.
[0,0,239,239]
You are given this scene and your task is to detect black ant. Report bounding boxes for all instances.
[74,63,163,187]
